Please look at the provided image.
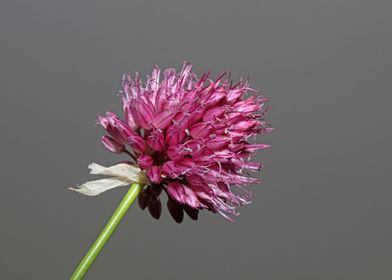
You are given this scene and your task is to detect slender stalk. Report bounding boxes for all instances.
[124,149,137,162]
[70,183,144,280]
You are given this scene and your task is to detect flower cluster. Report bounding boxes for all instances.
[98,62,272,222]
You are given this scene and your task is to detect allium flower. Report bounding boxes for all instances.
[72,62,272,222]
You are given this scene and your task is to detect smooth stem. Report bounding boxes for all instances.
[70,183,144,280]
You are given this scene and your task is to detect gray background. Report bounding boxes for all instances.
[0,0,391,279]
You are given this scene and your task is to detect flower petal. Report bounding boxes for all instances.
[151,110,175,130]
[138,188,150,210]
[183,185,200,208]
[183,205,199,220]
[167,199,184,223]
[137,155,153,169]
[148,197,162,219]
[101,136,125,154]
[167,182,185,204]
[147,130,165,151]
[189,122,214,139]
[146,166,162,184]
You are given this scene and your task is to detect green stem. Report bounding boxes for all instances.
[70,183,144,280]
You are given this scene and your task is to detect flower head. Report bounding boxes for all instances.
[74,62,272,222]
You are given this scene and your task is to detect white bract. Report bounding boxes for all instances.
[69,163,148,196]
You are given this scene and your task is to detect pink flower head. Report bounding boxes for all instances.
[98,62,272,222]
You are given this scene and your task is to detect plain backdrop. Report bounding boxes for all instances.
[0,1,391,279]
